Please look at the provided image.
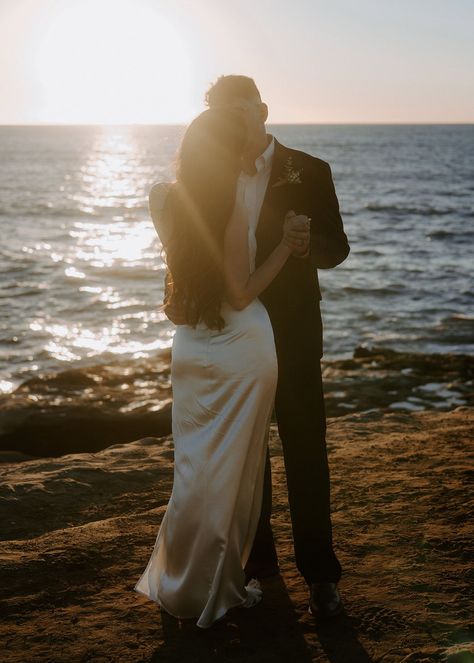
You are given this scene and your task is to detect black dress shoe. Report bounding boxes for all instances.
[308,582,343,618]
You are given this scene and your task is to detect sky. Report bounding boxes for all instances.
[0,0,473,124]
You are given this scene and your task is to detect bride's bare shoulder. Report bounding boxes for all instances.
[149,181,174,211]
[149,182,175,244]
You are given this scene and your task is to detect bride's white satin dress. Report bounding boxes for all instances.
[134,184,278,628]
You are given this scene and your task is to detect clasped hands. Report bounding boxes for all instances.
[282,210,311,257]
[164,209,311,324]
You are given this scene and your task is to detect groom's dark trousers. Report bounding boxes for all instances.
[244,138,350,585]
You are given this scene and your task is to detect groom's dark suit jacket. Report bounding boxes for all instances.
[255,138,349,359]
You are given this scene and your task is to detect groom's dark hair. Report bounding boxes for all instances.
[205,75,261,107]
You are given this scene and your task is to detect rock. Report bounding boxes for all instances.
[0,346,472,460]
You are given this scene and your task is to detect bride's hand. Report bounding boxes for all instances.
[281,210,311,254]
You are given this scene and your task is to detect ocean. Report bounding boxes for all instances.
[0,124,473,395]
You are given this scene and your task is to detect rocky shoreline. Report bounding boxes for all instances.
[0,346,472,461]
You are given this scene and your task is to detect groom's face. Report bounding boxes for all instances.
[228,96,268,148]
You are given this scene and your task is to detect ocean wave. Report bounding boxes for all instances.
[440,313,474,325]
[427,230,454,240]
[0,286,42,299]
[427,229,474,241]
[0,203,147,219]
[351,248,385,256]
[342,284,406,295]
[87,266,162,280]
[428,315,474,344]
[365,203,454,216]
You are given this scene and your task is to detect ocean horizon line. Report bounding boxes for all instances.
[1,121,473,128]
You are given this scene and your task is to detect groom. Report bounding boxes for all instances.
[163,75,350,618]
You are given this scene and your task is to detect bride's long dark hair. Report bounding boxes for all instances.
[163,108,247,331]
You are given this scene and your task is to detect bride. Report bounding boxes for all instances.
[134,107,307,628]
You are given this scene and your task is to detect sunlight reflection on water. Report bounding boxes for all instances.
[0,124,472,392]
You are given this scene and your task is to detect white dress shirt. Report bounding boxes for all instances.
[236,135,275,237]
[235,135,309,266]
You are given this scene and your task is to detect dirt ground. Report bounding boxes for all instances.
[1,408,473,662]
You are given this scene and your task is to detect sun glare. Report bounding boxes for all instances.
[30,0,193,124]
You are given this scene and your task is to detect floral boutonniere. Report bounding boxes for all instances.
[272,156,303,188]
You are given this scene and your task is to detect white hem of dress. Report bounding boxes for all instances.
[133,583,250,629]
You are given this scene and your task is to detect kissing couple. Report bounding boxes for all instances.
[134,75,350,628]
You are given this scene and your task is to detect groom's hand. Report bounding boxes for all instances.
[283,210,311,257]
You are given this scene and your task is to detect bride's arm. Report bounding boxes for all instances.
[223,202,293,311]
